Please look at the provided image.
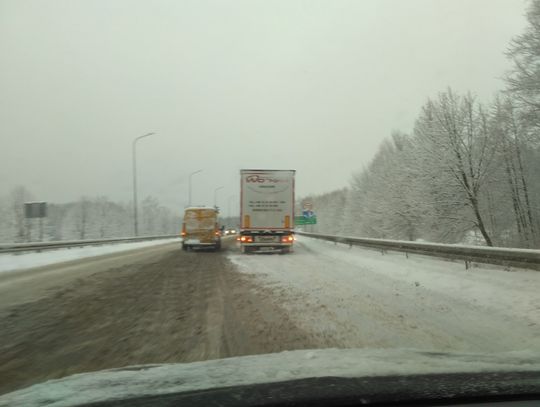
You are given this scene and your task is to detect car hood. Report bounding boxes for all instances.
[1,348,540,407]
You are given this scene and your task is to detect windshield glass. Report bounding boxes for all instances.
[1,0,539,403]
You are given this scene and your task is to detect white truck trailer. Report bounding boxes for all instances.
[239,169,295,254]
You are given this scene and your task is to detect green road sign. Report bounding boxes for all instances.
[295,216,317,225]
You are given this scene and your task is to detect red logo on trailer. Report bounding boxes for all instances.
[246,175,287,183]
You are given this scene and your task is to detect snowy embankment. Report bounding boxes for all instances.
[228,236,540,353]
[0,238,180,274]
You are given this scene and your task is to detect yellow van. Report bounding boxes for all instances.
[181,207,221,251]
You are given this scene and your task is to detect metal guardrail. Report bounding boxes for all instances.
[0,235,180,254]
[296,231,540,271]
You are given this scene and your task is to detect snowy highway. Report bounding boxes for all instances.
[231,236,540,352]
[0,236,539,395]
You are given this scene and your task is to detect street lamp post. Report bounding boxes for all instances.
[132,132,155,236]
[188,169,203,207]
[214,186,224,207]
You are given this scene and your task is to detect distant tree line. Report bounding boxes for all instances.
[302,1,540,248]
[0,186,181,243]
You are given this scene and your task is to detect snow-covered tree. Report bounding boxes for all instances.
[414,90,498,246]
[506,0,540,129]
[489,97,539,247]
[7,186,34,242]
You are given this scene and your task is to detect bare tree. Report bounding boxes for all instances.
[8,186,33,242]
[74,197,90,240]
[414,90,498,246]
[490,97,539,247]
[506,0,540,130]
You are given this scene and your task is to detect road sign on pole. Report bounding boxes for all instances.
[24,202,47,218]
[302,209,315,218]
[295,216,317,225]
[24,202,47,242]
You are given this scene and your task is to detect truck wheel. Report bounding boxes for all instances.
[280,247,290,254]
[182,243,187,251]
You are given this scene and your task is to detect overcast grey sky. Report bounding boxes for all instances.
[0,0,528,211]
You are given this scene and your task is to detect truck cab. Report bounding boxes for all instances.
[181,207,221,251]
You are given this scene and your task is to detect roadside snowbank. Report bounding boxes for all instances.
[228,236,540,352]
[0,239,180,274]
[299,237,540,326]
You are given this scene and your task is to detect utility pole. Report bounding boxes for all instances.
[188,169,203,207]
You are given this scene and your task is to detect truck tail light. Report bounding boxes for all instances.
[281,235,294,243]
[240,236,253,243]
[244,215,250,228]
[284,215,290,228]
[181,224,186,237]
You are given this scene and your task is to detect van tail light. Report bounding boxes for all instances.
[215,230,221,236]
[181,223,186,237]
[240,236,253,243]
[281,235,294,243]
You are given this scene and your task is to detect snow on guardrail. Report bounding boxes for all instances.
[296,231,540,271]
